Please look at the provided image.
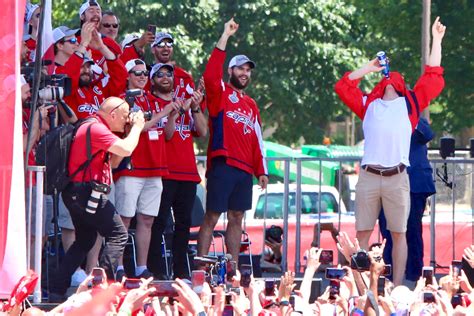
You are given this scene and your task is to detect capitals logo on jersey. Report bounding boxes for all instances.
[175,113,192,140]
[226,108,255,135]
[78,103,99,114]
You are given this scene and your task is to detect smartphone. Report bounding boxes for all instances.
[452,260,462,277]
[265,279,276,296]
[147,24,157,34]
[422,266,434,285]
[124,278,142,290]
[92,267,104,287]
[191,270,206,294]
[382,264,392,276]
[423,291,435,303]
[149,280,178,297]
[320,249,334,265]
[226,261,237,282]
[329,279,340,300]
[451,294,463,308]
[325,268,346,280]
[240,264,252,288]
[377,276,386,297]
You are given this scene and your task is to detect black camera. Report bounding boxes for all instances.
[350,249,371,271]
[125,89,152,121]
[21,63,72,99]
[86,181,111,214]
[265,225,283,243]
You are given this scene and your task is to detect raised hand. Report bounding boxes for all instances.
[432,16,446,42]
[223,17,239,37]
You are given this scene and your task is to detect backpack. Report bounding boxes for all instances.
[35,118,99,194]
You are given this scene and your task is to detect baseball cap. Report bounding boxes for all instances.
[121,34,139,49]
[26,4,40,22]
[151,32,173,48]
[125,59,146,73]
[150,63,173,79]
[79,0,101,17]
[229,54,255,69]
[53,26,80,43]
[83,55,95,65]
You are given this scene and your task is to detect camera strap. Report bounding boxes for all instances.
[366,290,380,316]
[69,119,100,183]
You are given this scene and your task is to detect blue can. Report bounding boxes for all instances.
[376,51,390,78]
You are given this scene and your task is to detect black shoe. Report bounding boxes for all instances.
[136,268,153,279]
[116,269,126,282]
[48,292,66,303]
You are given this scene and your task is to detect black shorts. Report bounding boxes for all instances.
[206,158,253,212]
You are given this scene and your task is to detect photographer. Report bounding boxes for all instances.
[113,60,179,280]
[48,97,145,302]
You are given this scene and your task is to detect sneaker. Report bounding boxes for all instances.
[70,269,88,287]
[116,269,126,282]
[136,268,153,279]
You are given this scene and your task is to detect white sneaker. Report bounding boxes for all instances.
[71,268,88,287]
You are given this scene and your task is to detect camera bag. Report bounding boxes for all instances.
[36,117,99,194]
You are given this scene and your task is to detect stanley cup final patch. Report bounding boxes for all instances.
[228,91,239,104]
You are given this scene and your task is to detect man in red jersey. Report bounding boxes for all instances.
[56,22,127,119]
[197,18,268,265]
[113,60,179,280]
[48,97,145,302]
[147,63,207,279]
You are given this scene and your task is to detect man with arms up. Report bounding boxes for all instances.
[48,97,144,301]
[197,18,268,265]
[334,17,446,285]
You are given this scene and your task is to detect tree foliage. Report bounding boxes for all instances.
[50,0,472,146]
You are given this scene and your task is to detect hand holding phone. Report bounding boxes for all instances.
[240,264,252,288]
[92,267,105,287]
[123,278,142,290]
[147,24,157,35]
[422,266,434,285]
[452,260,462,278]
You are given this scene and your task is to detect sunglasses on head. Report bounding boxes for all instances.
[155,42,173,48]
[102,23,119,29]
[62,37,78,44]
[154,71,173,78]
[130,70,149,77]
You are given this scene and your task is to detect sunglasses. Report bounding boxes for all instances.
[102,23,119,29]
[108,101,128,114]
[154,72,173,78]
[62,37,78,44]
[155,42,173,48]
[130,70,149,77]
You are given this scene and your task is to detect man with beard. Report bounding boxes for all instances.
[48,97,145,302]
[197,18,268,265]
[334,17,446,285]
[147,64,207,279]
[113,60,179,280]
[121,32,195,101]
[56,21,127,119]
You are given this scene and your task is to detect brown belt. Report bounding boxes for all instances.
[363,164,406,177]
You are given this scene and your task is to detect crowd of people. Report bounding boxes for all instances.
[17,0,474,315]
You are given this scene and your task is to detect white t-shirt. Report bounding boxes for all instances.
[361,97,411,167]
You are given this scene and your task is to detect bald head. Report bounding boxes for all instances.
[99,97,130,132]
[99,96,127,113]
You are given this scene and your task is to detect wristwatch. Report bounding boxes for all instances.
[191,107,201,113]
[196,312,207,316]
[279,300,290,306]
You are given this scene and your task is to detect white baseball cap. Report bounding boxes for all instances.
[53,26,79,43]
[228,54,255,69]
[121,34,139,49]
[79,0,101,17]
[125,59,146,73]
[150,63,174,79]
[26,4,40,22]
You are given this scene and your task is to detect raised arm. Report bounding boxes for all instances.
[216,17,239,51]
[427,16,446,67]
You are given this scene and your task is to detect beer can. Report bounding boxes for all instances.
[376,51,390,78]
